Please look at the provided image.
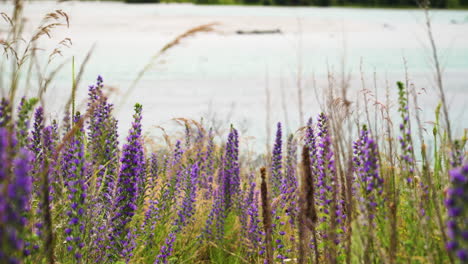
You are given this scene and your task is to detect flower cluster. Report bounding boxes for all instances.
[109,103,145,257]
[87,76,119,205]
[62,113,88,261]
[0,128,33,263]
[445,164,468,262]
[353,126,383,222]
[221,126,240,211]
[271,122,283,197]
[0,98,11,127]
[397,81,415,183]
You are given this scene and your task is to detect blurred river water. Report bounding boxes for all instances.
[1,1,467,149]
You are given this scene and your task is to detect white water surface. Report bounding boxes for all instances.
[1,2,467,149]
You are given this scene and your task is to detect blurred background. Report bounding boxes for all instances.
[1,1,467,150]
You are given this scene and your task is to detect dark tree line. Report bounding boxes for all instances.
[125,0,466,8]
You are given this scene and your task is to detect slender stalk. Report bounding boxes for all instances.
[298,146,319,264]
[71,56,75,116]
[260,167,273,264]
[421,1,452,143]
[41,159,54,264]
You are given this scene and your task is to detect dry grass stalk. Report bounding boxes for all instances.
[279,74,290,132]
[260,167,274,264]
[153,125,173,150]
[40,158,55,264]
[65,45,94,116]
[418,0,452,144]
[122,23,218,108]
[300,146,317,229]
[298,145,319,264]
[1,6,70,105]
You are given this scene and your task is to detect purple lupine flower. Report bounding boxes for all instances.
[62,108,72,136]
[142,184,161,245]
[245,182,262,253]
[141,154,158,223]
[103,116,119,199]
[150,163,199,262]
[0,127,33,263]
[109,103,145,258]
[0,127,11,187]
[158,154,169,177]
[172,141,188,201]
[30,107,44,157]
[278,134,299,259]
[176,163,199,229]
[239,173,254,232]
[145,152,158,196]
[30,107,44,193]
[143,197,160,235]
[397,82,415,183]
[284,133,298,214]
[0,98,12,127]
[194,121,205,144]
[9,149,33,260]
[193,128,206,184]
[87,76,119,205]
[16,97,39,148]
[445,164,468,262]
[154,149,182,222]
[202,152,227,243]
[155,232,176,264]
[27,107,46,252]
[42,125,58,200]
[271,122,283,197]
[172,140,184,167]
[30,106,44,189]
[70,103,108,260]
[269,134,298,263]
[29,108,47,238]
[62,113,87,261]
[121,228,137,262]
[16,97,27,142]
[316,113,335,220]
[202,179,226,241]
[221,126,240,210]
[282,134,297,195]
[201,128,215,199]
[315,113,345,251]
[451,140,466,168]
[270,205,289,263]
[353,126,383,223]
[153,180,173,221]
[167,140,185,206]
[305,117,318,184]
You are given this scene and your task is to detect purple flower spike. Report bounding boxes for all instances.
[0,98,12,127]
[61,113,87,261]
[271,122,283,197]
[283,134,297,195]
[16,97,39,148]
[353,126,383,225]
[155,232,176,264]
[220,125,240,211]
[397,82,415,183]
[87,76,119,206]
[109,103,145,258]
[0,128,33,264]
[445,164,468,262]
